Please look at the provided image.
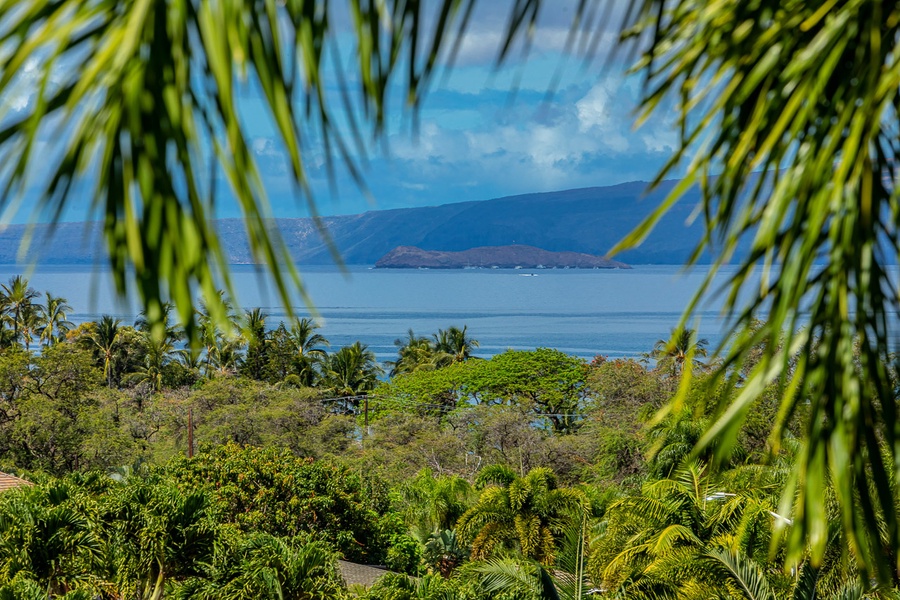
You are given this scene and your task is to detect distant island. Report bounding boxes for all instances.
[374,245,630,269]
[0,179,723,266]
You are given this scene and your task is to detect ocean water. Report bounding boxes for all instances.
[0,264,741,362]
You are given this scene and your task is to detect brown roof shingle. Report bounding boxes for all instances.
[0,471,32,492]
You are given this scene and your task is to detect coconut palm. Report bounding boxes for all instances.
[433,326,479,364]
[126,335,174,392]
[214,337,245,376]
[322,342,383,406]
[286,317,329,386]
[0,276,39,349]
[650,327,709,377]
[389,329,440,377]
[239,308,269,381]
[397,469,474,542]
[177,347,204,374]
[457,465,588,565]
[38,293,74,347]
[90,316,122,388]
[16,302,42,353]
[197,292,240,377]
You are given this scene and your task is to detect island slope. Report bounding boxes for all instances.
[374,245,630,269]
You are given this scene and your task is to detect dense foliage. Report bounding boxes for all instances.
[0,276,887,597]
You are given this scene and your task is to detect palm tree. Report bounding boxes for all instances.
[239,308,268,381]
[90,316,122,388]
[286,317,329,386]
[465,557,562,600]
[16,302,42,353]
[38,293,74,347]
[433,326,479,364]
[197,291,239,377]
[0,276,39,348]
[650,327,709,377]
[389,329,439,377]
[235,535,345,599]
[0,482,104,596]
[397,469,474,542]
[127,335,174,392]
[591,462,787,598]
[107,481,218,600]
[322,342,384,407]
[700,548,890,600]
[177,347,204,374]
[457,465,588,565]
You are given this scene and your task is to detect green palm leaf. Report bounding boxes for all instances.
[703,548,774,600]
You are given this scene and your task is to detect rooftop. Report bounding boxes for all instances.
[0,471,32,492]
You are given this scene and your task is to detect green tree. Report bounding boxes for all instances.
[433,326,479,364]
[589,462,791,599]
[89,316,122,388]
[197,292,240,378]
[14,304,40,354]
[468,349,589,434]
[239,308,268,381]
[37,294,74,347]
[167,443,392,563]
[397,468,474,542]
[457,465,587,565]
[322,342,384,403]
[263,320,328,386]
[286,317,329,385]
[389,329,440,377]
[0,277,38,350]
[12,345,103,472]
[105,479,220,600]
[135,302,184,347]
[176,534,347,600]
[649,328,709,378]
[0,482,104,596]
[126,335,174,393]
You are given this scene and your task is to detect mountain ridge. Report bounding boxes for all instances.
[0,179,721,265]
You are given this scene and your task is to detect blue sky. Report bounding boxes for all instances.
[248,1,684,218]
[6,1,684,222]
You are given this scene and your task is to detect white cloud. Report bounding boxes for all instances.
[6,57,40,113]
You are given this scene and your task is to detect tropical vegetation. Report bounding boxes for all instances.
[4,0,900,593]
[0,278,887,597]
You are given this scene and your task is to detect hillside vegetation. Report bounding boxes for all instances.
[0,276,885,599]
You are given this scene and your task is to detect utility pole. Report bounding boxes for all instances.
[187,407,194,458]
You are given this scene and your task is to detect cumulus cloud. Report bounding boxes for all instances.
[315,73,683,213]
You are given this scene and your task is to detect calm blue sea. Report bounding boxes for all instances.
[0,264,742,362]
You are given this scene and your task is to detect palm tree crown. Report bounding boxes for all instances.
[0,276,39,349]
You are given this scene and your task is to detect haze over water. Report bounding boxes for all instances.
[0,264,743,362]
